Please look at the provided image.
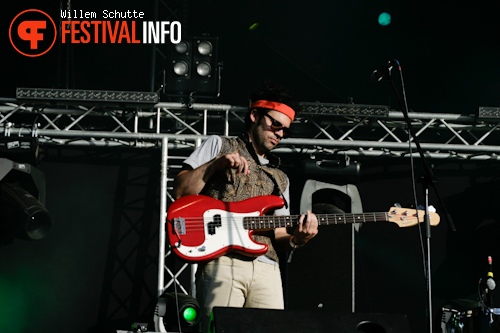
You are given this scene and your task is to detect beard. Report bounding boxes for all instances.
[249,126,274,155]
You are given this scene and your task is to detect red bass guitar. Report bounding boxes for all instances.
[166,194,440,263]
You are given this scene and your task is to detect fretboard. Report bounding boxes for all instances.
[243,212,389,230]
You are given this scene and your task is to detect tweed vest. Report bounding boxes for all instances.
[201,135,288,262]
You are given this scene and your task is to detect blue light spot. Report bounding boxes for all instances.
[378,12,392,26]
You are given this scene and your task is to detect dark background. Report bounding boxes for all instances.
[1,1,500,333]
[2,0,500,112]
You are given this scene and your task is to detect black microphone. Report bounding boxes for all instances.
[371,59,400,82]
[487,255,496,290]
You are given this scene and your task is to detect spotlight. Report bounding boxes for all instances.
[378,12,392,26]
[163,35,221,101]
[174,40,189,54]
[197,40,213,55]
[155,292,201,331]
[173,60,189,76]
[196,61,211,77]
[0,158,51,241]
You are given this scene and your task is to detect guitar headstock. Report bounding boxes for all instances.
[387,207,440,227]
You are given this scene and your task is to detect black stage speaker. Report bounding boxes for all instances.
[209,307,411,333]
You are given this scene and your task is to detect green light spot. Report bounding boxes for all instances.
[183,307,198,323]
[378,12,391,26]
[249,22,259,31]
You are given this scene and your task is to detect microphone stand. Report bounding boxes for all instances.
[382,64,456,333]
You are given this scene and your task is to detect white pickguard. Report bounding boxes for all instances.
[175,208,266,259]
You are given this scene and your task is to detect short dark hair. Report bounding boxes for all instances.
[245,81,299,129]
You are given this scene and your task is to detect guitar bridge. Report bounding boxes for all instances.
[173,217,186,235]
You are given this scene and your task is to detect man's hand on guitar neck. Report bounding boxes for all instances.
[292,209,319,247]
[275,210,319,250]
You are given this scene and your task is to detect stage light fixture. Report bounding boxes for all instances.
[173,60,189,76]
[164,36,221,101]
[155,292,201,330]
[299,102,390,117]
[175,40,189,54]
[196,61,211,77]
[197,40,213,55]
[0,158,51,241]
[478,106,500,119]
[16,87,158,105]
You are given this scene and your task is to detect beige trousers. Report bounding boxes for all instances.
[196,255,284,332]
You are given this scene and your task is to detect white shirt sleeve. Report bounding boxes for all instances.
[183,135,222,169]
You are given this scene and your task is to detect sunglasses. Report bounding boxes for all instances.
[263,113,292,139]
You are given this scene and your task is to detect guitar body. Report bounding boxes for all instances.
[166,194,285,263]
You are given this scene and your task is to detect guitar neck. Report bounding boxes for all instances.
[243,212,388,230]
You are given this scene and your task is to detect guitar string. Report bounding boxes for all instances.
[168,213,392,226]
[169,212,393,222]
[164,212,425,233]
[166,212,422,224]
[170,212,434,232]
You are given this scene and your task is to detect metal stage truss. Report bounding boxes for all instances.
[2,99,500,159]
[2,98,500,330]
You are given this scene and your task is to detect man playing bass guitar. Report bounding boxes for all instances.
[173,82,319,331]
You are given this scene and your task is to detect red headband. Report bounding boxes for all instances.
[251,100,295,121]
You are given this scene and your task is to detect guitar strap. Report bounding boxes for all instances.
[260,166,289,210]
[242,134,289,210]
